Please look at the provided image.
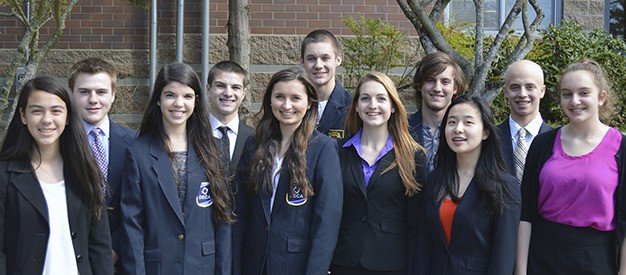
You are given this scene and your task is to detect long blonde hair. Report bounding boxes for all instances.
[346,72,426,196]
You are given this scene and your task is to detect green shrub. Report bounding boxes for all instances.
[339,15,419,96]
[529,21,626,128]
[441,20,626,128]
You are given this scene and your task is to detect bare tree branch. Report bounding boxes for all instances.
[396,0,543,101]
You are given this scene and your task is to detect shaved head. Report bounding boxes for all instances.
[504,60,546,126]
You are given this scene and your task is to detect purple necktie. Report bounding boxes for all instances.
[90,127,108,191]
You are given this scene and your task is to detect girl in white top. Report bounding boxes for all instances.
[0,75,112,275]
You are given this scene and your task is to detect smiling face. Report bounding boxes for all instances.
[207,71,246,124]
[559,70,606,125]
[21,90,68,151]
[159,81,196,133]
[301,41,342,91]
[504,61,546,125]
[420,66,458,114]
[71,72,115,126]
[356,80,395,129]
[270,80,310,133]
[445,102,488,159]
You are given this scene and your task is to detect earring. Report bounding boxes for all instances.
[157,101,160,106]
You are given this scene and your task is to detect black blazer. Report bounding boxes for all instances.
[0,159,113,275]
[496,118,551,174]
[119,134,231,275]
[415,173,521,274]
[234,130,343,275]
[105,121,136,253]
[317,82,352,139]
[229,121,254,176]
[332,141,426,272]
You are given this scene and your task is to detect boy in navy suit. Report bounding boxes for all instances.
[301,29,352,139]
[206,61,255,176]
[68,58,136,269]
[496,60,551,181]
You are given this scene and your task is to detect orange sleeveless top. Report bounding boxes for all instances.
[439,198,458,245]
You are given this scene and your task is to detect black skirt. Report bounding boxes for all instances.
[528,217,617,275]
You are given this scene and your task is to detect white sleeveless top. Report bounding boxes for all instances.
[39,180,79,275]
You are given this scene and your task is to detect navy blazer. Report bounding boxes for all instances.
[332,141,426,272]
[496,118,551,174]
[408,110,425,145]
[105,121,136,253]
[415,173,521,275]
[234,130,343,275]
[0,159,112,275]
[229,121,254,177]
[120,134,231,275]
[317,82,352,139]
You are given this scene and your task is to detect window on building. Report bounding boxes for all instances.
[446,0,562,32]
[607,0,625,38]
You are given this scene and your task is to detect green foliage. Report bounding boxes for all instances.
[439,20,626,128]
[339,15,418,93]
[528,21,626,128]
[436,21,475,59]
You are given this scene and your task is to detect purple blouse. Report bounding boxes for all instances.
[343,129,394,186]
[538,128,622,231]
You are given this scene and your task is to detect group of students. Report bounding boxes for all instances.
[0,28,624,275]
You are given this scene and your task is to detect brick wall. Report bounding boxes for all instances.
[0,0,416,50]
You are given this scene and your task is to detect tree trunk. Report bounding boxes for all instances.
[0,0,79,147]
[227,0,252,124]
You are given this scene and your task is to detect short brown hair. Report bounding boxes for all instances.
[300,29,342,59]
[68,58,117,92]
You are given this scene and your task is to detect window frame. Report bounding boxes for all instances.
[445,0,563,33]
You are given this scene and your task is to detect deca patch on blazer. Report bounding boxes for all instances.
[328,129,345,140]
[286,185,307,206]
[196,182,213,207]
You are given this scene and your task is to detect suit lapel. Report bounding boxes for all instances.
[367,150,394,190]
[183,146,204,219]
[107,122,130,203]
[65,170,82,228]
[270,170,289,220]
[261,193,271,225]
[408,111,424,144]
[150,141,185,225]
[317,99,340,134]
[429,197,450,251]
[346,147,368,199]
[449,180,479,244]
[499,121,514,172]
[9,160,49,222]
[231,123,253,175]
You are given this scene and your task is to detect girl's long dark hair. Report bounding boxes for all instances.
[139,63,234,224]
[247,67,318,198]
[0,75,105,219]
[431,96,517,213]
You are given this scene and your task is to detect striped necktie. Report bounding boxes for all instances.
[514,128,528,184]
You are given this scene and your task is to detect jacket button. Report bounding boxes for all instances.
[71,232,76,239]
[76,255,83,263]
[361,216,367,222]
[177,234,185,240]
